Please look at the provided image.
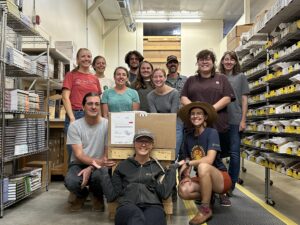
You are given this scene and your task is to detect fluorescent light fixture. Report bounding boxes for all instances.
[134,10,202,23]
[135,18,201,23]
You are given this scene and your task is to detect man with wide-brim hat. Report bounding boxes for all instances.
[177,101,218,127]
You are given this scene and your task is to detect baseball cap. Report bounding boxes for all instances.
[166,55,179,64]
[133,129,155,142]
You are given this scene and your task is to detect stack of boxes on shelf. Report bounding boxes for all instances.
[1,178,9,204]
[107,112,176,218]
[54,41,76,60]
[227,24,253,51]
[237,0,300,202]
[4,89,41,112]
[1,168,43,205]
[0,118,46,158]
[253,0,294,33]
[0,0,50,214]
[0,127,15,158]
[5,0,34,29]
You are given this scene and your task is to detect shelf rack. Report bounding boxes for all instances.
[0,2,50,217]
[240,0,300,206]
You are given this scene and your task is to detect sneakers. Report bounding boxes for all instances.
[92,195,105,212]
[70,196,86,211]
[219,194,231,207]
[189,204,212,225]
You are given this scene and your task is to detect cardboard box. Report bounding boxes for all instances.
[108,148,175,161]
[227,24,253,43]
[108,113,176,149]
[227,37,241,51]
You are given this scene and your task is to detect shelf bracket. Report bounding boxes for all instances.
[28,79,37,91]
[103,19,123,39]
[88,0,104,16]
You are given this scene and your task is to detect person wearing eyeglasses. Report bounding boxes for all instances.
[92,129,185,225]
[124,50,144,83]
[177,102,232,225]
[180,49,235,206]
[64,92,115,212]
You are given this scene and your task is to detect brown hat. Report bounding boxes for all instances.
[177,102,217,127]
[133,129,155,142]
[166,55,179,64]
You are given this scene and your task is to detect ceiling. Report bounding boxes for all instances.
[99,0,268,23]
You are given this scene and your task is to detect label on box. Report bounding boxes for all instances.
[14,144,28,155]
[111,112,135,144]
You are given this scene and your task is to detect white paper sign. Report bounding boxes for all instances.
[111,112,135,144]
[14,144,28,155]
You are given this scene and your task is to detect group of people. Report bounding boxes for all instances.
[61,47,249,225]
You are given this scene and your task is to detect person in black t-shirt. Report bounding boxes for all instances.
[177,102,232,225]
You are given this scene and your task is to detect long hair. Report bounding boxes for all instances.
[196,49,217,77]
[219,51,241,75]
[71,48,91,72]
[133,61,155,90]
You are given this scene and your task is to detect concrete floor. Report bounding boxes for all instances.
[1,160,299,225]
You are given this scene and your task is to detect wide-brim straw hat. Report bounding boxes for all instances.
[177,102,218,127]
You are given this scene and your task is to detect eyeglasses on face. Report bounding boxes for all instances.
[86,102,101,107]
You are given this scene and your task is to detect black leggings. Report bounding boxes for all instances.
[115,203,166,225]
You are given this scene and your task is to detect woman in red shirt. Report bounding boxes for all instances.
[62,48,101,160]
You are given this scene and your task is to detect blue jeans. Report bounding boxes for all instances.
[228,124,241,189]
[175,118,184,160]
[64,111,85,163]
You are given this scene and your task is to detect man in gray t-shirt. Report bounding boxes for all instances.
[64,92,115,212]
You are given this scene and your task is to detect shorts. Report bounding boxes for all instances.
[191,170,232,194]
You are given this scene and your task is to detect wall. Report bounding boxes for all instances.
[104,22,143,78]
[181,20,223,76]
[104,20,223,78]
[22,0,104,59]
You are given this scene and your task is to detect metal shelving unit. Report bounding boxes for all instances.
[0,2,50,218]
[240,1,300,206]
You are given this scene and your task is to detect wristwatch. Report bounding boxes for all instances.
[185,159,190,167]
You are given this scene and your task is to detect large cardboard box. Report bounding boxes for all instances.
[227,37,241,51]
[227,24,253,44]
[108,112,176,149]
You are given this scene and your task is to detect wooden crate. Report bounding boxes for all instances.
[107,148,175,220]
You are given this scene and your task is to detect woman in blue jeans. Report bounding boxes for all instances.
[219,51,250,193]
[62,48,102,162]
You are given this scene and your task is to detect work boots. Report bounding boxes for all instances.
[92,195,105,212]
[69,196,86,212]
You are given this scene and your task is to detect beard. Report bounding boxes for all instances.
[130,65,139,70]
[169,66,177,73]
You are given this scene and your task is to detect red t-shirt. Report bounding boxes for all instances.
[62,71,101,110]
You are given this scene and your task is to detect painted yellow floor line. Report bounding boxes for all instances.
[236,184,298,225]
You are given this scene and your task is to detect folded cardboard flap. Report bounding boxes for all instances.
[108,112,176,149]
[108,147,175,161]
